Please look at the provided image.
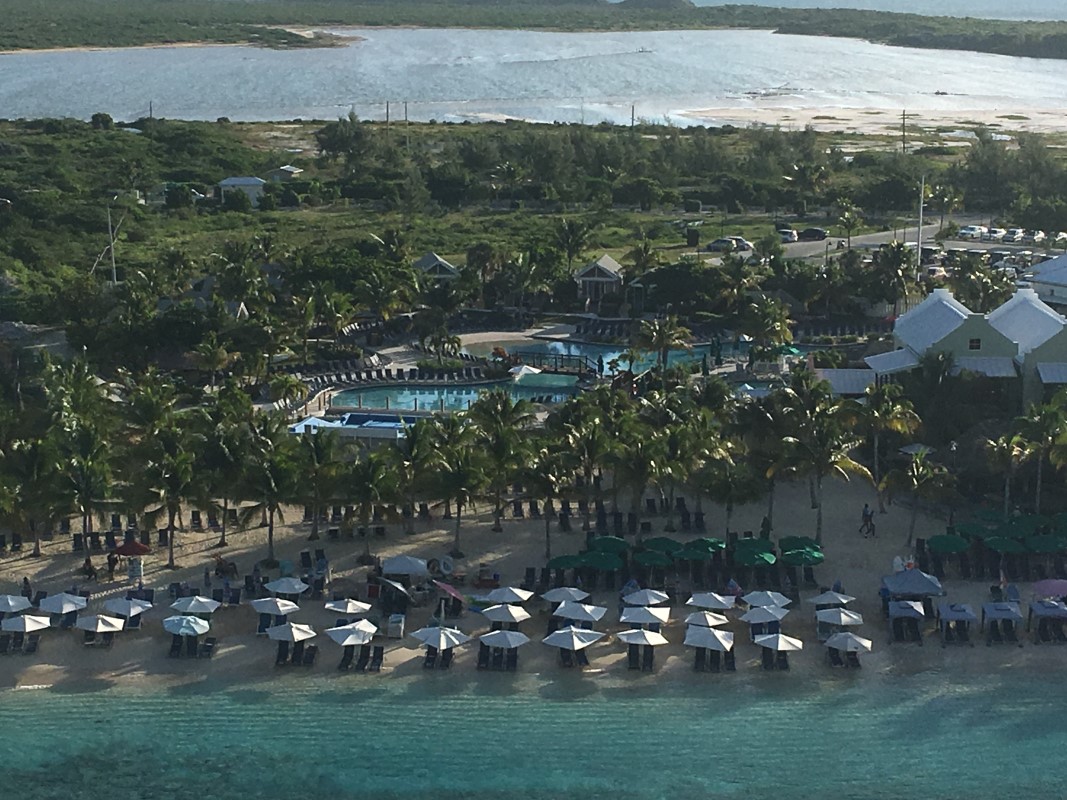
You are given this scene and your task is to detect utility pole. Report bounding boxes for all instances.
[631,104,635,130]
[915,175,926,279]
[149,100,153,120]
[107,195,118,285]
[404,101,410,153]
[385,100,390,145]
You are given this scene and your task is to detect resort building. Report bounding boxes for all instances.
[575,255,624,304]
[266,165,304,182]
[217,176,266,207]
[864,287,1067,407]
[413,252,460,282]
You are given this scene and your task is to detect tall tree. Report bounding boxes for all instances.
[240,414,298,565]
[844,383,921,511]
[468,390,534,532]
[988,434,1033,522]
[881,452,955,547]
[1015,391,1067,515]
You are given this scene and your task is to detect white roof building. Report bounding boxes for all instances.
[413,252,459,280]
[986,288,1066,358]
[893,289,971,354]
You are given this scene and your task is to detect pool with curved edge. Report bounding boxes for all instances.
[331,373,579,412]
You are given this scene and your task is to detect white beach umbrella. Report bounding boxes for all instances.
[482,604,532,624]
[326,621,377,647]
[541,587,590,603]
[683,625,735,651]
[265,577,310,596]
[623,589,669,606]
[743,590,791,608]
[684,610,730,628]
[163,615,210,637]
[740,605,790,624]
[251,597,301,616]
[509,364,542,378]
[411,626,471,650]
[324,598,372,616]
[380,555,429,577]
[553,601,608,623]
[1,614,50,633]
[170,596,221,615]
[542,626,605,651]
[754,633,804,652]
[267,622,316,642]
[0,595,31,614]
[807,590,856,606]
[620,606,670,625]
[480,630,531,649]
[616,629,669,647]
[825,632,873,653]
[103,598,153,618]
[75,614,125,633]
[485,586,535,604]
[39,593,88,615]
[687,592,736,611]
[816,608,864,626]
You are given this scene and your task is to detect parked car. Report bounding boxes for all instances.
[982,228,1006,241]
[726,236,754,251]
[797,227,828,241]
[777,228,798,243]
[958,225,987,239]
[705,238,736,252]
[1003,228,1026,243]
[1023,230,1046,244]
[1054,231,1067,245]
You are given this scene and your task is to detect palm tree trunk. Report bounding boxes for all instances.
[809,477,818,510]
[407,489,416,535]
[907,505,918,548]
[1036,451,1045,515]
[873,429,886,513]
[766,479,775,527]
[267,507,276,563]
[725,503,733,535]
[492,487,503,533]
[451,503,464,558]
[167,508,177,569]
[32,522,41,558]
[310,501,320,540]
[218,499,229,547]
[1003,472,1011,522]
[665,486,676,532]
[583,471,593,532]
[544,511,552,561]
[815,475,824,545]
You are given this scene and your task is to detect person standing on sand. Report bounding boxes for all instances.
[21,577,31,599]
[859,504,873,537]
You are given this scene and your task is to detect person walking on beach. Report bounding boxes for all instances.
[20,577,31,600]
[859,504,874,537]
[106,551,118,581]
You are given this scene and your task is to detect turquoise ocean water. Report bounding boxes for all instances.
[5,670,1067,800]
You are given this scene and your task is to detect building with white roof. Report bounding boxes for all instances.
[218,176,266,207]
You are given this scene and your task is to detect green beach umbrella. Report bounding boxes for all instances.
[974,508,1005,525]
[634,550,674,567]
[674,548,713,562]
[955,521,994,538]
[580,551,623,571]
[689,537,726,552]
[1025,534,1067,554]
[734,538,774,555]
[591,536,629,554]
[1054,512,1067,534]
[546,554,584,570]
[781,548,825,567]
[927,534,970,555]
[779,536,820,553]
[984,536,1027,554]
[733,549,777,567]
[643,537,684,554]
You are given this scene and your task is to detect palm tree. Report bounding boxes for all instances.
[739,296,792,365]
[139,419,203,569]
[270,373,309,416]
[294,429,346,540]
[553,217,595,271]
[195,332,230,390]
[439,447,488,559]
[61,422,113,554]
[563,416,614,532]
[636,315,691,391]
[988,435,1033,522]
[845,383,921,511]
[240,414,299,565]
[625,235,661,278]
[524,444,573,560]
[3,436,66,558]
[200,389,254,548]
[346,452,393,563]
[881,452,955,547]
[385,418,442,535]
[468,390,535,532]
[1015,391,1067,515]
[702,446,764,536]
[838,206,862,250]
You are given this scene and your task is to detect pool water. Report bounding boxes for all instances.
[332,374,579,412]
[463,338,750,371]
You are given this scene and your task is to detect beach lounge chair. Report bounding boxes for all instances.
[956,621,971,644]
[891,617,906,643]
[761,648,775,670]
[299,550,313,570]
[302,645,318,667]
[439,648,454,670]
[423,646,438,669]
[828,648,845,667]
[627,644,640,670]
[291,641,306,665]
[491,648,505,671]
[335,644,357,671]
[642,646,655,672]
[943,622,956,644]
[0,634,9,655]
[198,636,217,659]
[257,613,272,635]
[776,652,790,671]
[127,613,142,631]
[368,645,384,672]
[520,567,537,591]
[211,589,225,605]
[707,649,721,672]
[185,637,198,657]
[575,649,590,668]
[83,630,96,646]
[1055,620,1067,644]
[694,648,707,672]
[275,641,290,666]
[101,632,114,649]
[72,533,83,552]
[724,650,736,671]
[506,649,518,671]
[227,588,241,607]
[477,643,491,670]
[352,644,370,672]
[10,632,23,652]
[988,620,1004,644]
[23,634,39,656]
[560,648,575,668]
[1003,619,1020,644]
[846,652,861,669]
[905,618,922,643]
[169,634,183,658]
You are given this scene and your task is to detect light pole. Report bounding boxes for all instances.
[106,194,119,286]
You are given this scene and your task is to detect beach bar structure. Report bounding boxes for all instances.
[935,602,977,645]
[981,601,1023,645]
[888,600,925,643]
[1027,599,1067,643]
[881,569,944,619]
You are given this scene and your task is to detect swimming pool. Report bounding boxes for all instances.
[331,374,579,412]
[463,337,755,371]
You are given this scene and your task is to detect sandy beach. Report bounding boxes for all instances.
[0,473,1054,695]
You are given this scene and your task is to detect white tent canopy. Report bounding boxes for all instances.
[825,632,873,653]
[0,595,31,614]
[743,591,791,608]
[39,593,88,615]
[324,599,372,616]
[264,578,310,596]
[807,591,855,606]
[164,615,210,636]
[740,605,789,624]
[326,620,377,646]
[485,587,534,604]
[170,596,221,615]
[509,365,542,377]
[816,608,864,626]
[381,555,429,577]
[103,598,153,618]
[553,601,608,623]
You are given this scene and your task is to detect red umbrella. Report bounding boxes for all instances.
[433,580,466,603]
[114,540,151,557]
